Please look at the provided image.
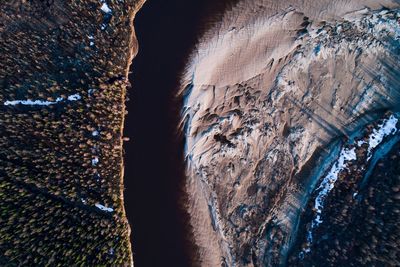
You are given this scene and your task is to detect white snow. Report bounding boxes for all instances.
[95,203,114,212]
[4,93,82,106]
[302,147,356,255]
[357,140,366,146]
[301,114,398,257]
[379,10,389,16]
[313,147,356,220]
[88,35,95,46]
[4,99,60,106]
[88,89,95,96]
[67,94,81,101]
[92,157,99,166]
[371,11,400,40]
[100,3,112,13]
[367,115,398,159]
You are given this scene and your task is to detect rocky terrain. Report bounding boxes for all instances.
[179,1,400,266]
[0,0,144,265]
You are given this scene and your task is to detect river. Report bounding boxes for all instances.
[124,1,237,266]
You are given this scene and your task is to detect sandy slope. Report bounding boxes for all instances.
[179,1,400,266]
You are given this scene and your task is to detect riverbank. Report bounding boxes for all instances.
[119,1,146,266]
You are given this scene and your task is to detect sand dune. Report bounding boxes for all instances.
[179,1,400,266]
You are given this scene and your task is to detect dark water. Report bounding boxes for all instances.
[124,1,238,266]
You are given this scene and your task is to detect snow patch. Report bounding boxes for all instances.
[67,94,81,101]
[357,140,366,146]
[92,157,99,166]
[367,115,398,159]
[301,147,356,257]
[100,3,112,13]
[88,35,95,46]
[95,203,113,212]
[301,114,398,258]
[4,98,62,106]
[4,94,81,106]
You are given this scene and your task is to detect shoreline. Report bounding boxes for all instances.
[119,1,147,266]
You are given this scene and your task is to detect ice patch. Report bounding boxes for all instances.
[95,203,113,212]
